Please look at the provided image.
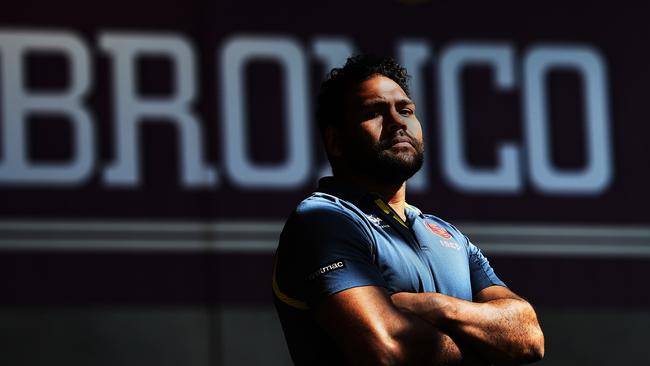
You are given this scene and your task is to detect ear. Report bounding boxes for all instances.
[324,126,343,158]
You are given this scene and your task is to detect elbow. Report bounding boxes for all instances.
[512,326,545,365]
[495,326,545,366]
[528,327,545,362]
[533,344,545,362]
[368,337,409,366]
[344,321,424,366]
[524,312,545,363]
[514,305,545,364]
[518,338,544,365]
[359,335,412,366]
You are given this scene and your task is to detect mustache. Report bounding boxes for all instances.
[378,130,420,150]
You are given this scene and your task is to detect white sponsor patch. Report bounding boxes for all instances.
[308,261,346,280]
[439,239,461,250]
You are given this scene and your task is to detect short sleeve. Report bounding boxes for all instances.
[276,199,388,307]
[466,237,506,293]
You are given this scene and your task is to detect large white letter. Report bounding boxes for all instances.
[100,33,215,187]
[524,46,612,194]
[0,30,94,185]
[439,43,521,193]
[221,36,311,188]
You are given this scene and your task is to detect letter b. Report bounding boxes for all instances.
[0,30,94,185]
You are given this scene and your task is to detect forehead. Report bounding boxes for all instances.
[346,75,410,105]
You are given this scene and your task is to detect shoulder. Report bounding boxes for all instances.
[294,192,368,226]
[297,192,363,217]
[283,192,375,244]
[276,192,379,279]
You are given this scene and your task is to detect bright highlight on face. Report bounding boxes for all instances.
[339,75,424,184]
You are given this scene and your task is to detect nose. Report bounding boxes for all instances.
[385,109,408,132]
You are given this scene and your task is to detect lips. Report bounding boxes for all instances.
[385,135,414,149]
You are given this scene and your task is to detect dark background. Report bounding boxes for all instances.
[1,2,649,365]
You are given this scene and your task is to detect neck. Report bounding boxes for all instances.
[334,171,407,221]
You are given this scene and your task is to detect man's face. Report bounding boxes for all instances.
[335,75,424,184]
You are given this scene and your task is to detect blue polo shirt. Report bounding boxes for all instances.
[273,177,505,365]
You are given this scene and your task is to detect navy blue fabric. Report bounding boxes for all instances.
[273,177,505,365]
[278,194,389,307]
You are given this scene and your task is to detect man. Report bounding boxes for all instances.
[272,54,544,365]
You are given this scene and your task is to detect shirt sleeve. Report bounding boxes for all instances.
[278,199,387,307]
[465,236,507,294]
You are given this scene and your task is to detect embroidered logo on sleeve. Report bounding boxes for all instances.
[307,261,346,281]
[426,223,452,239]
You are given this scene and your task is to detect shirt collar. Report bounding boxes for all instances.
[317,176,425,226]
[405,204,424,224]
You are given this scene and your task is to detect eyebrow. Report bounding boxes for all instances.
[360,98,415,107]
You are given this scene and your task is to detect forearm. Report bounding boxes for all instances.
[446,297,544,365]
[315,285,491,366]
[391,310,489,366]
[380,312,488,366]
[393,292,544,365]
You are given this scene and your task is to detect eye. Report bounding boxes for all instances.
[364,111,380,119]
[399,108,413,116]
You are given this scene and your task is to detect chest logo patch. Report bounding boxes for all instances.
[426,223,452,239]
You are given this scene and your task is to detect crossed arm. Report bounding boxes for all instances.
[315,285,544,366]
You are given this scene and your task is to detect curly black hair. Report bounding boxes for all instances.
[315,54,411,135]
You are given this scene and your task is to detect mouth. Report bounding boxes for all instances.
[386,136,415,149]
[391,142,413,149]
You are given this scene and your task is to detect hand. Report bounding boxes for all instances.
[390,291,415,312]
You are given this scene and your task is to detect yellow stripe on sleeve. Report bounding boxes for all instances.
[272,253,309,310]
